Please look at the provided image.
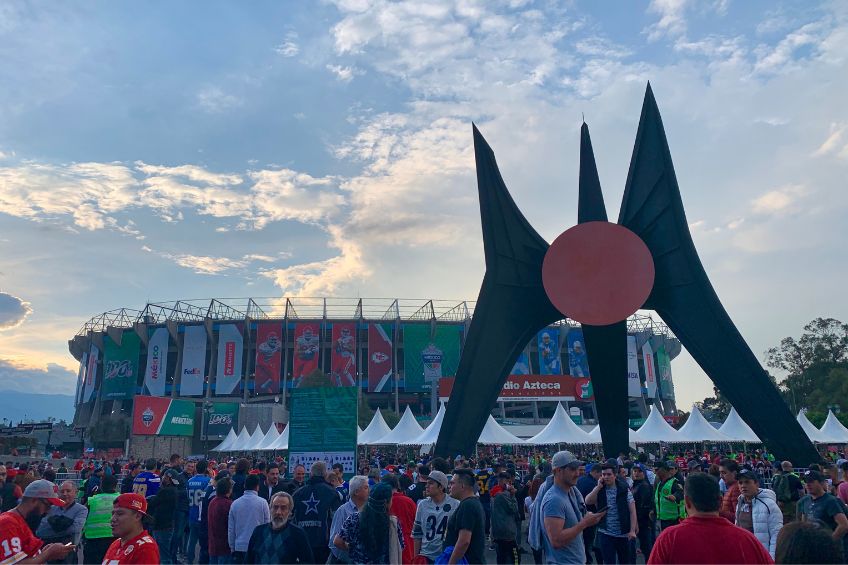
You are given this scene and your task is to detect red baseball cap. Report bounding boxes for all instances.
[114,493,149,516]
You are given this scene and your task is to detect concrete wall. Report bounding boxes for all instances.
[130,435,193,461]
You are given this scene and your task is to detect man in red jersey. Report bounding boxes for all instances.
[102,494,160,565]
[0,480,76,564]
[648,473,773,564]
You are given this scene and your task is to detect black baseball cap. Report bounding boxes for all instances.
[804,470,825,483]
[737,469,758,482]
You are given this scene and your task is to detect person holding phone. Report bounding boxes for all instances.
[0,480,77,565]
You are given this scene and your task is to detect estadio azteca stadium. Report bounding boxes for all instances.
[68,297,681,452]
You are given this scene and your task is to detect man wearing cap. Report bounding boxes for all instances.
[412,470,457,564]
[102,493,160,564]
[0,465,24,513]
[799,470,848,557]
[630,463,655,560]
[652,461,683,532]
[734,468,782,559]
[539,451,606,564]
[0,479,77,565]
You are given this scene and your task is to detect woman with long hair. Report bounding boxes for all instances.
[335,482,404,564]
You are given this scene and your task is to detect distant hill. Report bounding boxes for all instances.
[0,390,75,425]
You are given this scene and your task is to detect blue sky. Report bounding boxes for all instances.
[1,0,847,410]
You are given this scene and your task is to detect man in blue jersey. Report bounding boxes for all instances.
[132,459,161,498]
[186,460,211,564]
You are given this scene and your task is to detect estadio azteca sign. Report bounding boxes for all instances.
[438,375,594,402]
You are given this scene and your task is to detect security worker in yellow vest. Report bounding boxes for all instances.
[650,461,684,532]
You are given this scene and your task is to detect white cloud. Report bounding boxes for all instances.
[0,292,32,330]
[326,64,362,82]
[196,86,243,113]
[144,249,293,275]
[274,32,300,57]
[644,0,689,42]
[0,359,77,395]
[751,185,807,215]
[813,122,848,158]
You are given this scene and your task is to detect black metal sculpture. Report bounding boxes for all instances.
[434,84,820,465]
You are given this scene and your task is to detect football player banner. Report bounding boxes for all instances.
[330,322,357,387]
[255,322,283,394]
[403,324,461,392]
[510,347,531,375]
[567,329,590,378]
[83,344,99,403]
[656,345,675,401]
[101,331,141,400]
[180,325,207,396]
[292,323,320,387]
[626,336,643,398]
[642,341,658,398]
[537,328,562,375]
[288,386,357,478]
[74,352,87,407]
[205,402,239,439]
[132,395,195,436]
[215,324,244,396]
[144,327,169,397]
[368,324,393,392]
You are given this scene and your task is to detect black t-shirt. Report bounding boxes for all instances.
[444,496,487,564]
[809,493,846,531]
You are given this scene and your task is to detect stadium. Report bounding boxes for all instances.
[68,297,682,456]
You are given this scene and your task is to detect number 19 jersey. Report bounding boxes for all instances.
[0,510,43,565]
[411,495,459,560]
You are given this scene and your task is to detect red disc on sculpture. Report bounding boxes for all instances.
[542,221,655,326]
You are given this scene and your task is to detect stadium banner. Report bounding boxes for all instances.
[537,328,562,375]
[510,349,531,375]
[204,402,239,439]
[292,322,320,387]
[642,341,658,398]
[367,324,393,393]
[132,395,195,436]
[180,325,207,396]
[438,374,594,402]
[330,322,356,387]
[656,345,675,400]
[567,329,590,377]
[101,331,141,400]
[215,324,244,396]
[74,353,86,407]
[255,322,283,395]
[626,336,643,398]
[144,327,169,397]
[403,324,461,392]
[83,344,99,403]
[288,386,357,478]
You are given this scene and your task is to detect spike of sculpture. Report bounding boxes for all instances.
[434,84,820,465]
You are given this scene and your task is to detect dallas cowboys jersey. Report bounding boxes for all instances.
[411,495,459,559]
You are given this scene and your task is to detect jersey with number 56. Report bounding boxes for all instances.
[186,475,211,523]
[411,495,459,560]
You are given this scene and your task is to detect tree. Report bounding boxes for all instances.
[697,386,733,421]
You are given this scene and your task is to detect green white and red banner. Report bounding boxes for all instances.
[132,395,195,436]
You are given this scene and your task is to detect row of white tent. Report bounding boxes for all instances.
[212,404,848,451]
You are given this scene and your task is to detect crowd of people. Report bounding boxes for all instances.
[1,447,848,564]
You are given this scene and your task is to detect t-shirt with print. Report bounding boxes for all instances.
[102,531,160,564]
[737,499,754,533]
[0,510,42,565]
[598,487,634,537]
[443,496,486,564]
[540,484,586,565]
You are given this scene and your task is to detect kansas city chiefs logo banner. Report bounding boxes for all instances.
[368,324,393,392]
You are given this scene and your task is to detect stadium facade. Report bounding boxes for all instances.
[68,297,681,451]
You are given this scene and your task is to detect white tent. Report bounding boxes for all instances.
[477,415,525,445]
[374,406,424,445]
[719,407,761,442]
[528,404,593,445]
[358,408,394,445]
[268,424,289,450]
[227,426,253,451]
[243,425,268,451]
[402,404,446,446]
[676,405,731,442]
[257,425,282,450]
[210,428,237,452]
[586,425,640,443]
[633,406,681,443]
[819,411,848,443]
[797,410,828,443]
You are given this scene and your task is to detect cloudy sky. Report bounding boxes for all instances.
[1,0,846,409]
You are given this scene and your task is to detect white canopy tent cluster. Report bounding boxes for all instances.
[209,404,848,452]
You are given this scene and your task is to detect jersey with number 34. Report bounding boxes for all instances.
[411,496,459,559]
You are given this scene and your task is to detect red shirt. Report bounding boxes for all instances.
[0,510,43,564]
[648,515,773,564]
[102,531,160,564]
[207,496,233,557]
[390,492,417,564]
